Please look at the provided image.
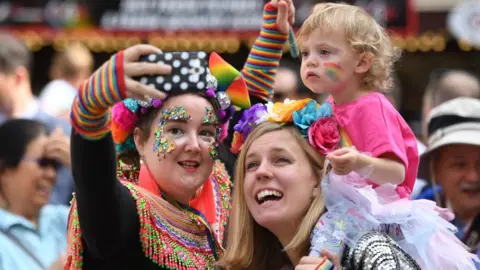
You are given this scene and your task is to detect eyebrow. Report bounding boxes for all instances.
[164,120,218,129]
[246,147,286,158]
[302,41,334,47]
[201,122,217,127]
[164,119,189,124]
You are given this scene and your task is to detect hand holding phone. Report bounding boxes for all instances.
[135,51,209,93]
[121,44,171,101]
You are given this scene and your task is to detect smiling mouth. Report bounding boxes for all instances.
[178,161,200,172]
[256,189,284,205]
[36,183,51,196]
[460,184,480,194]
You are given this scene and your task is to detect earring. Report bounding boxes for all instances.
[139,155,144,165]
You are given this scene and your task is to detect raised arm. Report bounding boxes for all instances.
[69,51,139,257]
[222,1,290,159]
[241,1,289,104]
[68,45,170,258]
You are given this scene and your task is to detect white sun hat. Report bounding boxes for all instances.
[418,97,480,180]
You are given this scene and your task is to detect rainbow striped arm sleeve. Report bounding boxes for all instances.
[70,51,127,140]
[241,2,288,103]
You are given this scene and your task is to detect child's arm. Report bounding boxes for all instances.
[328,94,415,187]
[328,148,406,185]
[223,0,291,154]
[356,153,405,185]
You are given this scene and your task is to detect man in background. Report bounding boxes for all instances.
[39,43,93,120]
[0,34,73,205]
[415,69,480,199]
[421,69,480,143]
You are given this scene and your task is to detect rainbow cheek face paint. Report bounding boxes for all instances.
[323,62,344,83]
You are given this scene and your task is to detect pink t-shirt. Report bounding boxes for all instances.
[328,92,419,198]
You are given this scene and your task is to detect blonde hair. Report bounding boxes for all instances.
[297,2,401,91]
[217,122,327,269]
[50,42,94,80]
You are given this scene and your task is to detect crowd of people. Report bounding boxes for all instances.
[1,0,480,269]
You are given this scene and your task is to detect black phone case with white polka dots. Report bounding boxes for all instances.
[135,51,208,93]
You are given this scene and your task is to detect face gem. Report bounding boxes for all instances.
[153,106,191,160]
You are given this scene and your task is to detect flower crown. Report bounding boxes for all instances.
[231,99,340,155]
[112,52,251,155]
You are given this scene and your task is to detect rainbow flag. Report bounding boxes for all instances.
[339,127,353,148]
[316,257,335,270]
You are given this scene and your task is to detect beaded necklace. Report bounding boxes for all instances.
[65,160,231,269]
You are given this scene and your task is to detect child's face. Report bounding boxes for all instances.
[299,28,361,94]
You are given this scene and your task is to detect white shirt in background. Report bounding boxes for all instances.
[39,79,77,117]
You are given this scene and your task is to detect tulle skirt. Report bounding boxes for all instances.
[318,171,479,270]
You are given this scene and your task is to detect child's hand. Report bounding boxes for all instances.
[123,44,172,101]
[327,147,359,175]
[271,0,295,34]
[295,252,342,270]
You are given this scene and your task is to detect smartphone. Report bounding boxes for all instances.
[135,51,208,93]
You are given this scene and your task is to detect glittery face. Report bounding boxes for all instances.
[202,107,219,160]
[153,106,191,160]
[202,107,218,125]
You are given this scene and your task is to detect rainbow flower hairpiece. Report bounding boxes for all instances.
[112,52,251,155]
[231,99,340,155]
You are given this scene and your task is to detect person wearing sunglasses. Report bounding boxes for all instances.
[0,119,68,270]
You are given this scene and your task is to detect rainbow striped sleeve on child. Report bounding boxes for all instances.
[241,2,288,103]
[70,51,127,140]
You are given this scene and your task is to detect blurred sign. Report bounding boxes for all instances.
[96,0,264,30]
[415,0,461,12]
[0,0,417,36]
[0,0,265,30]
[0,0,89,27]
[327,0,418,35]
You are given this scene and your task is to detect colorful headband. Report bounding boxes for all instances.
[231,99,340,155]
[112,52,251,154]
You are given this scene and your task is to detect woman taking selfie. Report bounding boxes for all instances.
[65,0,296,269]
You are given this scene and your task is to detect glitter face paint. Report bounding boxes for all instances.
[153,106,191,160]
[323,62,344,83]
[202,107,218,125]
[202,107,219,160]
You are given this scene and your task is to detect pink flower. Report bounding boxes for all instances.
[308,117,340,154]
[112,102,138,131]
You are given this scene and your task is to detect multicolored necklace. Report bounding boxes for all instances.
[65,160,232,269]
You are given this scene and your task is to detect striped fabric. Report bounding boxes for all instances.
[339,127,354,148]
[242,2,288,102]
[70,51,127,140]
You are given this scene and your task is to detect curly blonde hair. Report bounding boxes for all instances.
[297,2,402,91]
